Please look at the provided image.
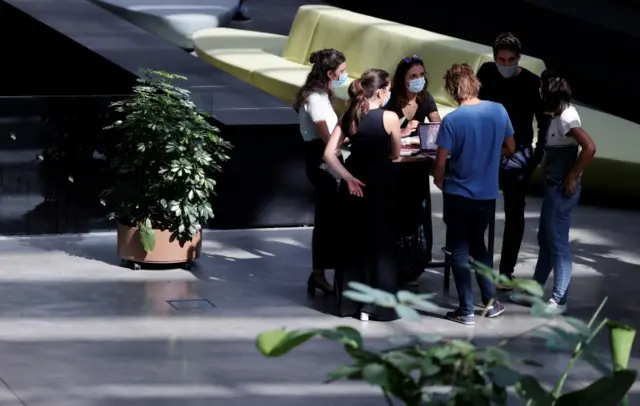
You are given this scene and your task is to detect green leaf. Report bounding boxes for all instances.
[490,364,521,387]
[326,365,362,382]
[420,359,441,376]
[564,317,592,338]
[388,335,414,346]
[139,219,156,252]
[255,329,317,357]
[395,304,421,321]
[516,375,552,406]
[328,326,363,348]
[362,363,388,386]
[417,333,442,344]
[342,290,375,304]
[531,302,559,319]
[515,280,544,297]
[556,369,637,406]
[382,351,418,373]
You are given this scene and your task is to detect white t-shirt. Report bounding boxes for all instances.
[547,105,580,147]
[299,92,338,142]
[544,105,581,184]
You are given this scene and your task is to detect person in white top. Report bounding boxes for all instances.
[293,48,348,296]
[510,69,596,313]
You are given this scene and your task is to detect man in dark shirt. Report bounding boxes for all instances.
[476,32,550,287]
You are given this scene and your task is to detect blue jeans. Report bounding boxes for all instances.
[533,184,581,305]
[443,193,496,315]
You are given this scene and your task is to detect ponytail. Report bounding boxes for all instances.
[343,79,370,136]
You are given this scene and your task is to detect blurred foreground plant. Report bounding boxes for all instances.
[256,260,636,405]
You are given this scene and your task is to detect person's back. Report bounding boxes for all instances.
[440,101,512,200]
[345,109,391,183]
[433,63,514,326]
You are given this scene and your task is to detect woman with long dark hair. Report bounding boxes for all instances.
[294,48,347,296]
[387,55,442,286]
[511,69,596,313]
[323,69,404,321]
[387,55,441,129]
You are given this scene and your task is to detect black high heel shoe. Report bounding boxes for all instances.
[307,274,334,296]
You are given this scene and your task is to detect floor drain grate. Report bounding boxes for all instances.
[166,298,216,310]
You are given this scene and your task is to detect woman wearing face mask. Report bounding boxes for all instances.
[324,69,404,321]
[387,55,442,131]
[294,48,348,296]
[387,55,441,286]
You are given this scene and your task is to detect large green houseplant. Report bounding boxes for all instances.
[103,69,230,267]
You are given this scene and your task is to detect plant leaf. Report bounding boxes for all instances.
[515,279,544,297]
[556,369,637,406]
[342,290,375,304]
[395,304,421,321]
[516,375,552,406]
[417,333,442,344]
[362,363,388,386]
[139,220,156,252]
[489,364,521,387]
[420,359,441,376]
[255,329,317,357]
[326,365,362,382]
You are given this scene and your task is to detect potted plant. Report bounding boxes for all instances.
[103,69,231,270]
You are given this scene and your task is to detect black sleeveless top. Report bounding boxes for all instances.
[344,108,392,187]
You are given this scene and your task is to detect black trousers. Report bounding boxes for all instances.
[443,193,496,314]
[499,170,529,276]
[305,140,340,270]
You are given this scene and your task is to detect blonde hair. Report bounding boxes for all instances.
[443,63,481,102]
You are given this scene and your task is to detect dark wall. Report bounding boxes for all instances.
[328,0,640,124]
[0,1,135,96]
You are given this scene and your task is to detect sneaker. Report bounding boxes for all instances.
[545,299,567,314]
[496,273,515,291]
[445,309,475,325]
[485,301,506,318]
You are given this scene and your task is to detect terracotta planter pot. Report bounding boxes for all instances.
[117,222,202,265]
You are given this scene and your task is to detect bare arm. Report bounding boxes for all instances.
[427,111,442,123]
[323,121,354,181]
[433,147,448,190]
[567,127,596,179]
[530,111,551,170]
[502,136,516,157]
[313,121,332,144]
[383,111,403,159]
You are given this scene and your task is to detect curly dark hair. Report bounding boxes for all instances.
[342,69,390,136]
[540,68,572,116]
[493,32,522,56]
[387,55,429,112]
[293,48,346,113]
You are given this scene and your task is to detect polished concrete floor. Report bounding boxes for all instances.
[0,183,638,405]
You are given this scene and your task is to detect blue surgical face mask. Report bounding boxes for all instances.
[408,77,425,93]
[332,72,348,87]
[496,63,518,78]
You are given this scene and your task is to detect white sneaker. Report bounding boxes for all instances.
[545,299,567,314]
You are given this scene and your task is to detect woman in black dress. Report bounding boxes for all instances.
[323,69,404,321]
[387,55,442,286]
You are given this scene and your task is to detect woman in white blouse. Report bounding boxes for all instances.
[293,48,347,296]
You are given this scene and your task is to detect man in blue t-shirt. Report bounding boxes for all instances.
[434,63,516,325]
